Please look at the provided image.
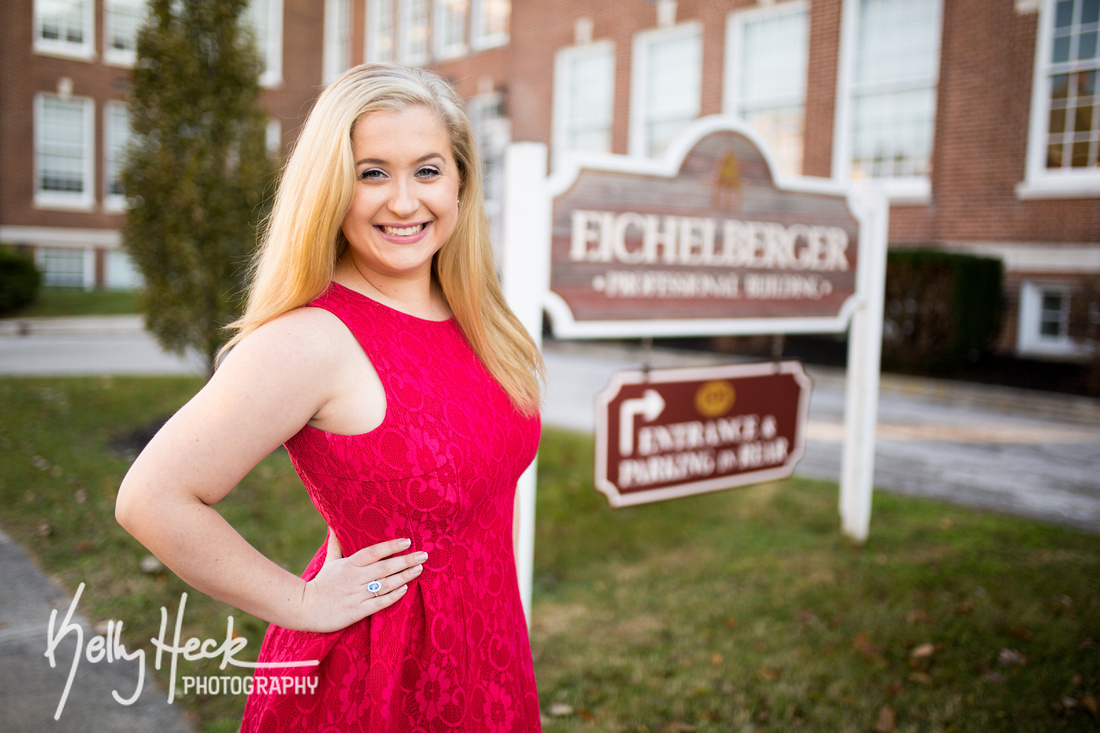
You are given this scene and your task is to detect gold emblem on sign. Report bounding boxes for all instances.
[695,380,736,418]
[712,150,742,210]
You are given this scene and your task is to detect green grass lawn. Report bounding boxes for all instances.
[3,287,139,318]
[0,376,1097,732]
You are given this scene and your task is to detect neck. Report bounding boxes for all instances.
[338,254,449,321]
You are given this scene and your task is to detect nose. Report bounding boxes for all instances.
[388,177,419,218]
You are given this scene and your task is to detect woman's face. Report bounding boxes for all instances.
[341,105,460,287]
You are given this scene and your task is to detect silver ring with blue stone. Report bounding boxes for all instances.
[367,580,382,596]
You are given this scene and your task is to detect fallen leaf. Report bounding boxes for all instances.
[140,555,164,574]
[35,521,52,537]
[757,666,782,681]
[1081,696,1097,718]
[907,608,930,624]
[577,709,595,722]
[548,702,573,717]
[73,540,94,555]
[874,704,897,732]
[908,671,933,686]
[910,642,935,659]
[955,601,974,616]
[710,653,723,666]
[998,649,1027,667]
[885,682,901,696]
[854,632,882,661]
[724,617,737,629]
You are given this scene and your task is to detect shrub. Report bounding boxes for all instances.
[0,246,42,314]
[882,249,1003,373]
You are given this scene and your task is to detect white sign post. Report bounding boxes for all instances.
[501,119,888,622]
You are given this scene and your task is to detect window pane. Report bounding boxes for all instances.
[107,0,145,54]
[37,0,87,44]
[850,0,940,181]
[401,0,429,64]
[560,45,614,155]
[367,0,395,62]
[106,104,131,197]
[640,28,701,157]
[41,248,85,288]
[38,96,88,195]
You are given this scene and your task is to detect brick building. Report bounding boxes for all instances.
[2,0,1098,362]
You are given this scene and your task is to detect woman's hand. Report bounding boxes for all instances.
[297,533,426,632]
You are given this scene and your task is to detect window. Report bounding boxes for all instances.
[105,0,147,66]
[1018,281,1086,356]
[471,0,508,49]
[35,0,94,60]
[246,0,283,87]
[725,2,808,178]
[35,94,95,210]
[553,41,615,162]
[1021,0,1100,198]
[367,0,395,62]
[324,0,353,83]
[38,247,91,288]
[434,0,468,59]
[630,23,703,158]
[467,93,509,262]
[399,0,430,65]
[104,103,131,211]
[837,0,942,199]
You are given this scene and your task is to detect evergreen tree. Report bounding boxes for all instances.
[122,0,274,373]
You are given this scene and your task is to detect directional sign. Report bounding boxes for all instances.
[594,360,811,507]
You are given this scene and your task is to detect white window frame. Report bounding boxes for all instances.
[104,0,148,67]
[552,40,616,167]
[323,0,353,83]
[1017,280,1089,357]
[433,0,468,60]
[724,1,809,178]
[35,94,96,211]
[629,21,703,159]
[832,0,943,203]
[399,0,431,66]
[470,0,508,50]
[246,0,284,88]
[34,0,95,61]
[1019,0,1100,200]
[104,102,130,212]
[366,0,396,63]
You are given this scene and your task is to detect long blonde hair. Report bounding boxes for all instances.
[224,63,543,414]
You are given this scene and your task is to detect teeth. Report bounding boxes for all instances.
[382,224,424,236]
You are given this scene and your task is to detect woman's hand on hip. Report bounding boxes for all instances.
[297,532,425,632]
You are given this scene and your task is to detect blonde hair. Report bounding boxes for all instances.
[224,63,543,414]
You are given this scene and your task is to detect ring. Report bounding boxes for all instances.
[367,580,382,596]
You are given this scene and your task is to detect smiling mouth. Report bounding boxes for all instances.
[379,223,428,236]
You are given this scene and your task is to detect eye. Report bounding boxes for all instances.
[358,168,386,181]
[416,165,442,180]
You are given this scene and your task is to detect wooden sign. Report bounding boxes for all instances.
[546,120,862,338]
[594,360,812,507]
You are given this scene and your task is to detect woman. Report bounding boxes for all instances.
[115,63,544,731]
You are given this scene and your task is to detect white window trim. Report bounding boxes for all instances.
[34,94,96,212]
[433,0,468,60]
[366,0,395,63]
[629,21,703,159]
[1018,0,1100,200]
[470,0,508,50]
[399,0,431,66]
[552,39,616,169]
[831,0,942,204]
[35,246,97,290]
[103,102,129,212]
[103,0,146,67]
[34,0,96,61]
[323,0,352,83]
[1017,280,1090,358]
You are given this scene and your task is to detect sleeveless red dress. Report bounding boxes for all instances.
[240,283,542,732]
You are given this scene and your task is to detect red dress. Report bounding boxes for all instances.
[240,283,542,731]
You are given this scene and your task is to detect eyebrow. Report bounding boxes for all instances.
[354,153,447,167]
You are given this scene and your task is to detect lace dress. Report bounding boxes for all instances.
[240,282,542,731]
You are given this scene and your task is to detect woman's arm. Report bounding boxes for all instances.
[115,308,424,632]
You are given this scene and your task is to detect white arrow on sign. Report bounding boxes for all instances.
[619,389,666,457]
